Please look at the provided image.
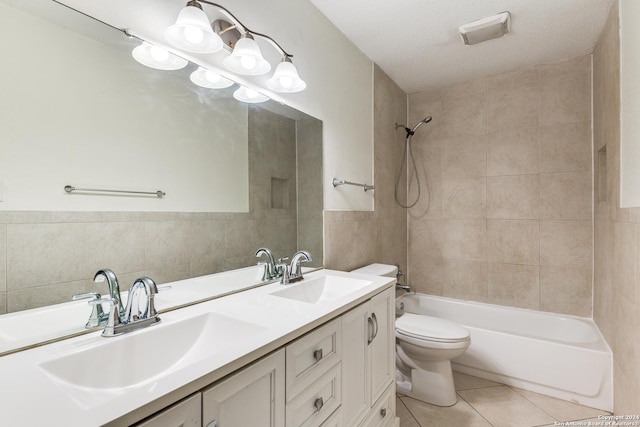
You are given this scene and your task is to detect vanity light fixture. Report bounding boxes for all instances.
[131,42,188,70]
[190,66,234,88]
[166,0,307,93]
[233,86,270,103]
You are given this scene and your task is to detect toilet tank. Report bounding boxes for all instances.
[351,263,398,278]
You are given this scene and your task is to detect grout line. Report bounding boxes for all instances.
[397,395,423,427]
[510,386,559,423]
[456,389,497,427]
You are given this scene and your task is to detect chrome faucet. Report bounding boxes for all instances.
[256,247,279,280]
[88,276,161,337]
[93,269,124,317]
[280,251,313,284]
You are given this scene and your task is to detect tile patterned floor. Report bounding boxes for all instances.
[397,372,611,427]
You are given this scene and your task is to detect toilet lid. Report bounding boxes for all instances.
[396,313,470,342]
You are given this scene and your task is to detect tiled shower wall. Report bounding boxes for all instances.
[406,55,594,317]
[0,107,323,314]
[324,65,408,274]
[593,0,640,413]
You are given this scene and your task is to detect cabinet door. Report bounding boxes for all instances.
[369,287,394,404]
[340,302,370,426]
[202,349,285,427]
[136,393,201,427]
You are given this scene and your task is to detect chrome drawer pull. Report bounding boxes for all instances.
[367,316,375,344]
[380,407,387,417]
[313,349,323,362]
[314,397,324,412]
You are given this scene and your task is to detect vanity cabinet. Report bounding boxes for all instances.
[202,349,285,427]
[341,287,395,426]
[132,286,395,427]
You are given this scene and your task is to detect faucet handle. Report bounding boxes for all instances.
[89,297,122,336]
[277,257,290,284]
[72,292,105,328]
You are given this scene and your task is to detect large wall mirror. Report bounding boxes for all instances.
[0,0,323,354]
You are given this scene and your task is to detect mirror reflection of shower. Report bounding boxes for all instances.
[394,117,432,208]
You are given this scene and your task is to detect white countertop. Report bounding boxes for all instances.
[0,269,394,426]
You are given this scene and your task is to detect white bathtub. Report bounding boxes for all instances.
[397,294,613,411]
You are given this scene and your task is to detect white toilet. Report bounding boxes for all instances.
[351,263,471,407]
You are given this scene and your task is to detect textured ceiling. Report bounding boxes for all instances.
[309,0,615,93]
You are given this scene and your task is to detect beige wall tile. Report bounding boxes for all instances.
[487,82,539,131]
[84,222,145,275]
[487,220,539,265]
[540,172,592,220]
[409,219,443,258]
[355,219,378,267]
[7,278,95,311]
[442,136,487,179]
[487,127,539,176]
[540,266,592,316]
[611,221,637,303]
[408,90,444,141]
[444,77,487,99]
[407,141,442,218]
[377,219,407,270]
[408,256,443,296]
[539,122,592,173]
[487,263,539,309]
[487,175,540,220]
[486,68,538,92]
[442,219,486,261]
[441,93,487,138]
[144,265,191,286]
[187,220,227,278]
[0,225,5,293]
[537,55,591,80]
[144,221,191,270]
[442,259,487,301]
[540,70,591,126]
[443,177,486,219]
[6,223,87,290]
[612,293,639,382]
[540,220,592,268]
[324,220,359,272]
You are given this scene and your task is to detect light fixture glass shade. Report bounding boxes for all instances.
[190,67,234,89]
[223,37,271,75]
[132,42,188,70]
[164,5,223,53]
[266,60,306,93]
[233,86,269,103]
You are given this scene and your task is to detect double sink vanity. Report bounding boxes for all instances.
[0,265,397,426]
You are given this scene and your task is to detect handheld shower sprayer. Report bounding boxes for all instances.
[394,116,432,208]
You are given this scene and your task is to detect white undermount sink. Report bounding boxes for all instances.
[39,312,266,408]
[269,274,373,304]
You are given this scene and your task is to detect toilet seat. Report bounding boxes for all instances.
[396,313,470,343]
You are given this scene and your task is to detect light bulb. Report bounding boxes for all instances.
[245,88,259,99]
[279,76,293,89]
[205,71,221,84]
[184,26,204,44]
[150,45,169,62]
[240,56,257,70]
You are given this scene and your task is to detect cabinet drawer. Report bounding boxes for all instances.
[286,318,341,399]
[286,362,341,427]
[135,393,201,427]
[359,383,395,427]
[319,407,341,427]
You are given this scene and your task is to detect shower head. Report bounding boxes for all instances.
[411,116,432,134]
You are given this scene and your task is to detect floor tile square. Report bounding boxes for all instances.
[401,395,492,427]
[458,386,555,427]
[512,388,610,422]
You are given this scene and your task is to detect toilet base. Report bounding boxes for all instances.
[395,361,458,407]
